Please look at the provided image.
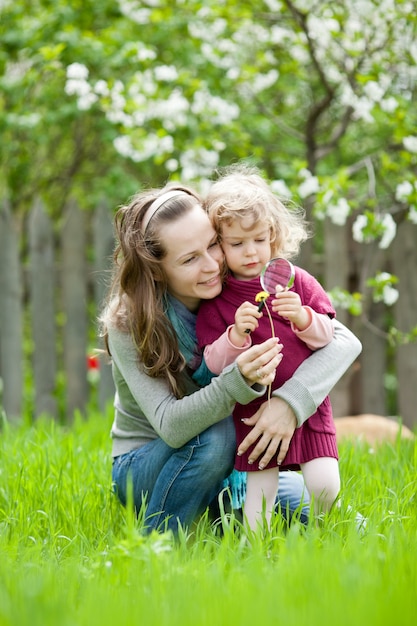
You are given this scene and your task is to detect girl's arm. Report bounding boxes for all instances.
[204,326,252,374]
[291,308,334,350]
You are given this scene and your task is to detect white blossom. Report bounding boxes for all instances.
[382,285,399,306]
[154,65,178,82]
[352,214,368,243]
[270,179,292,198]
[191,90,240,125]
[118,0,151,24]
[65,78,90,97]
[363,81,385,102]
[114,133,174,162]
[65,68,97,111]
[380,97,398,113]
[180,148,220,181]
[297,170,319,198]
[94,80,110,97]
[77,92,98,110]
[379,213,396,249]
[403,136,417,153]
[252,70,279,93]
[408,207,417,224]
[66,63,89,80]
[165,158,179,172]
[395,180,413,202]
[327,197,350,226]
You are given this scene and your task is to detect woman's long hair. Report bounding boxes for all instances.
[100,185,203,397]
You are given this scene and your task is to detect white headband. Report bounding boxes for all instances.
[142,190,188,234]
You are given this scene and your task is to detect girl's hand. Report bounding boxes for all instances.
[237,397,297,468]
[230,301,262,343]
[236,337,283,386]
[271,290,310,330]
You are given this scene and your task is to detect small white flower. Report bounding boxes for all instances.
[94,80,110,97]
[165,158,178,172]
[395,180,413,202]
[382,285,399,306]
[380,97,398,113]
[403,136,417,153]
[327,197,350,226]
[154,65,178,82]
[408,206,417,224]
[379,213,396,249]
[66,62,89,80]
[352,214,368,243]
[270,179,292,198]
[297,171,319,198]
[363,81,385,102]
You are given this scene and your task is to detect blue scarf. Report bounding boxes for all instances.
[164,293,247,509]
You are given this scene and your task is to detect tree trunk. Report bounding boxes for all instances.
[391,221,417,429]
[92,199,115,411]
[29,198,58,419]
[323,220,357,416]
[61,199,88,421]
[357,245,388,416]
[0,199,23,421]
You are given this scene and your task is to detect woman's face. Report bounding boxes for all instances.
[159,204,224,311]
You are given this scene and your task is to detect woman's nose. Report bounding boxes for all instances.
[203,252,220,270]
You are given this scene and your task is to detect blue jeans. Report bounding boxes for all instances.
[112,417,236,534]
[276,471,310,524]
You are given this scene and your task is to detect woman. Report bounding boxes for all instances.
[100,185,361,535]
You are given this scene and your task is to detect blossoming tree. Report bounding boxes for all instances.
[1,0,416,424]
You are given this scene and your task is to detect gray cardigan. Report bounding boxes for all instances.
[108,319,361,457]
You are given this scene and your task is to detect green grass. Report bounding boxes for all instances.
[0,410,416,626]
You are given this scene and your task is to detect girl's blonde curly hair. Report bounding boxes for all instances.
[204,163,310,259]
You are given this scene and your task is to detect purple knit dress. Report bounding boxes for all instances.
[196,267,338,472]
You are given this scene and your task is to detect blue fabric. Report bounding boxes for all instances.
[222,469,247,509]
[164,293,214,386]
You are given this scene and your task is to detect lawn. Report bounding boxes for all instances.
[0,409,415,626]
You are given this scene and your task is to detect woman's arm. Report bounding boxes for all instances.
[237,320,362,467]
[108,327,280,448]
[274,319,361,426]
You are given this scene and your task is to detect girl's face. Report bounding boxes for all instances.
[159,205,224,311]
[220,216,272,281]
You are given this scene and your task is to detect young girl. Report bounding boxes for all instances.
[196,164,342,531]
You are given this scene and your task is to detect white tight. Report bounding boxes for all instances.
[243,457,340,531]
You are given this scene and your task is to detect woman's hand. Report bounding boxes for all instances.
[237,396,297,469]
[236,337,283,386]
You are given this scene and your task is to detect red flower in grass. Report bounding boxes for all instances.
[87,354,100,383]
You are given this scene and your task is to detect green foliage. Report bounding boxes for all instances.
[0,411,416,625]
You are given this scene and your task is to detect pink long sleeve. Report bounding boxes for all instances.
[204,326,252,375]
[291,306,334,350]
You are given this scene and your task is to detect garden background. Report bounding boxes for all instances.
[0,2,416,625]
[1,0,417,427]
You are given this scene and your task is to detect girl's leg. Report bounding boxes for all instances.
[112,417,236,534]
[300,457,340,514]
[243,468,279,531]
